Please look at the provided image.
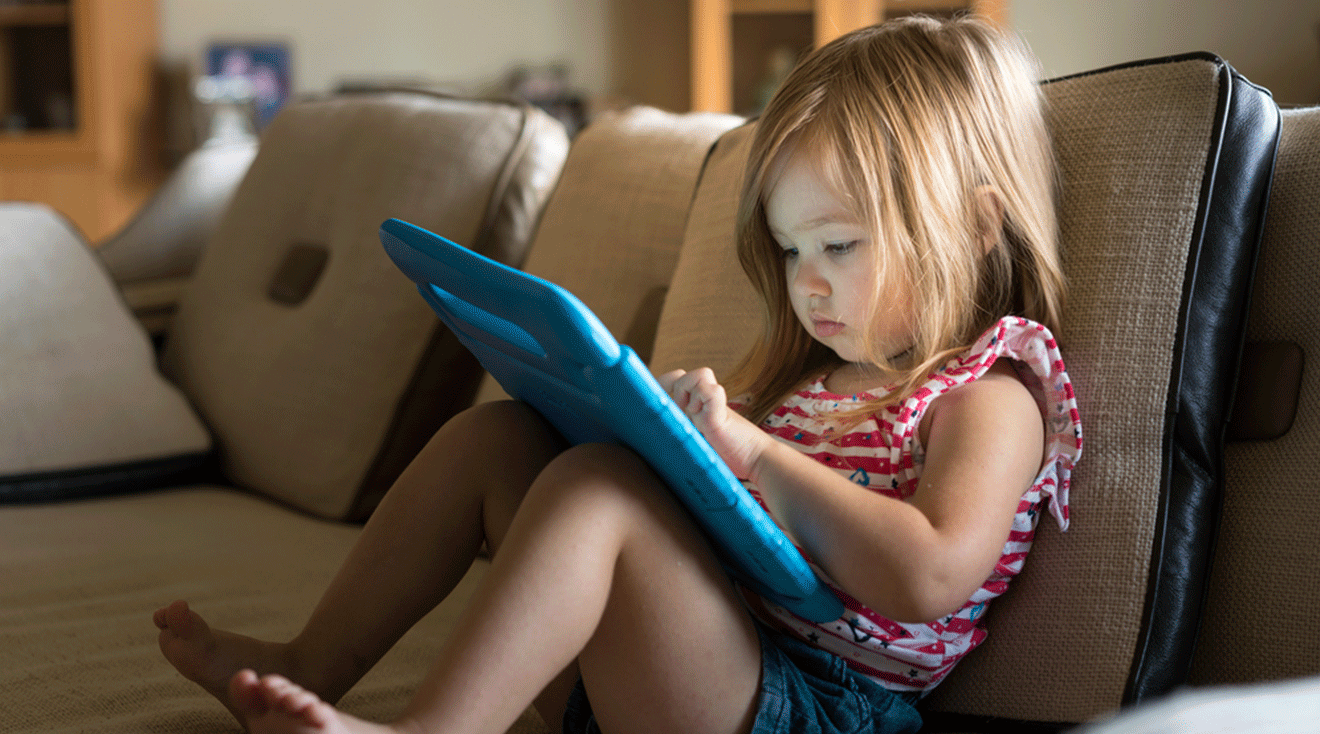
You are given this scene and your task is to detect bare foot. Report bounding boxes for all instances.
[154,600,300,722]
[229,670,395,734]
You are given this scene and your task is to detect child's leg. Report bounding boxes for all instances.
[155,401,571,721]
[231,442,765,734]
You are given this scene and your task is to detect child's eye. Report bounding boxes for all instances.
[825,241,859,255]
[779,247,799,260]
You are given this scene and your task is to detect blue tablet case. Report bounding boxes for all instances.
[380,218,843,623]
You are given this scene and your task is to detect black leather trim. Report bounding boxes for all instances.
[1119,56,1280,704]
[0,451,217,504]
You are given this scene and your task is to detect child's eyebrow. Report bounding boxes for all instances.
[770,213,859,238]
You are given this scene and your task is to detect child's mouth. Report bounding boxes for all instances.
[813,319,845,338]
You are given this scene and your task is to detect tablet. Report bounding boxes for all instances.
[380,218,843,623]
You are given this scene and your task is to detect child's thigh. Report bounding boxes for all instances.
[543,444,764,734]
[423,399,568,553]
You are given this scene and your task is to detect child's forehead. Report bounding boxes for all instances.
[764,134,857,210]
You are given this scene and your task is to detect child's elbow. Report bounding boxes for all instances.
[886,580,969,624]
[874,563,982,624]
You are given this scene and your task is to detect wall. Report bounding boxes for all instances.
[160,0,1320,112]
[159,0,613,99]
[1015,0,1320,106]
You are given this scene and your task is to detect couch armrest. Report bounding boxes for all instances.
[97,140,258,284]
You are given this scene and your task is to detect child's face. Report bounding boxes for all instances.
[765,145,914,365]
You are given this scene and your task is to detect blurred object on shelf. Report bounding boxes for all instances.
[193,74,258,145]
[505,64,587,137]
[205,42,290,129]
[750,44,800,116]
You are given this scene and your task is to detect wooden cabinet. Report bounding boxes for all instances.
[691,0,1009,114]
[0,0,162,242]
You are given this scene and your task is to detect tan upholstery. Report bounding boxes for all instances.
[922,58,1230,723]
[0,204,210,485]
[648,123,759,379]
[652,58,1234,724]
[474,106,742,404]
[97,140,260,284]
[162,93,568,520]
[1190,107,1320,685]
[0,488,522,732]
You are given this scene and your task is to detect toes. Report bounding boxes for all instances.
[162,600,209,639]
[258,674,332,726]
[229,669,269,717]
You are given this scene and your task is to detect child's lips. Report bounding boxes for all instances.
[812,318,845,338]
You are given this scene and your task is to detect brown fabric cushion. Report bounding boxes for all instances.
[0,488,544,732]
[653,57,1269,725]
[474,106,742,404]
[0,203,211,500]
[1190,107,1320,686]
[649,123,760,379]
[162,93,568,520]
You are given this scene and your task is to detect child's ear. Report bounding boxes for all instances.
[974,185,1006,255]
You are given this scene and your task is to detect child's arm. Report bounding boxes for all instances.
[659,364,1043,624]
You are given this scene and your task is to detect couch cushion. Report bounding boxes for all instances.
[0,488,549,732]
[473,106,742,404]
[651,54,1277,726]
[1189,107,1320,687]
[0,204,211,502]
[161,93,568,520]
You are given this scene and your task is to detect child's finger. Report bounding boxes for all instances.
[656,369,687,392]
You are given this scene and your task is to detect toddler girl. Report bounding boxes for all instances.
[154,15,1081,734]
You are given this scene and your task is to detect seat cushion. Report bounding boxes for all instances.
[0,488,549,732]
[652,54,1277,727]
[161,92,568,520]
[1189,107,1320,687]
[0,204,211,502]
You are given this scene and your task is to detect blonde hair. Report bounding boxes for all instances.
[727,15,1065,425]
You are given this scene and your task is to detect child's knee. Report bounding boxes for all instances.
[433,400,564,457]
[532,443,664,516]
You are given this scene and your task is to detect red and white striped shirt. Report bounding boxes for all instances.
[743,316,1082,695]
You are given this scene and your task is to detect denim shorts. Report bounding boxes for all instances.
[562,620,923,734]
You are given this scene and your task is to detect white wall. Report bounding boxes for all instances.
[160,0,1320,109]
[159,0,613,98]
[1014,0,1320,105]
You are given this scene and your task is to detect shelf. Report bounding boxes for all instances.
[0,0,163,241]
[691,0,1010,113]
[0,3,70,27]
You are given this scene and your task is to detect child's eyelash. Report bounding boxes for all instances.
[826,241,858,255]
[780,247,799,260]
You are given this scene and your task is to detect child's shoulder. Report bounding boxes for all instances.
[917,358,1040,448]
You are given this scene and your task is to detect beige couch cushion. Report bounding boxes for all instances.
[0,488,552,733]
[0,203,210,499]
[652,56,1272,725]
[1190,107,1320,686]
[474,106,742,404]
[162,93,568,520]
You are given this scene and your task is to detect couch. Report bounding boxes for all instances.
[0,51,1314,733]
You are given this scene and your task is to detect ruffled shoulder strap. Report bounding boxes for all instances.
[898,316,1082,530]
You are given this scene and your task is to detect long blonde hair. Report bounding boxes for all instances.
[726,15,1065,425]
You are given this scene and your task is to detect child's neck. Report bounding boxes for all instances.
[822,345,917,396]
[823,361,894,397]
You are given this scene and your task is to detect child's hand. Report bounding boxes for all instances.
[657,368,770,480]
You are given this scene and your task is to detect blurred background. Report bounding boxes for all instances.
[157,0,1320,114]
[3,0,1318,243]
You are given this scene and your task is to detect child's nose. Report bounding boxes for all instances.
[793,260,831,299]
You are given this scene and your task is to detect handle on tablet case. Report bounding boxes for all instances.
[380,218,619,370]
